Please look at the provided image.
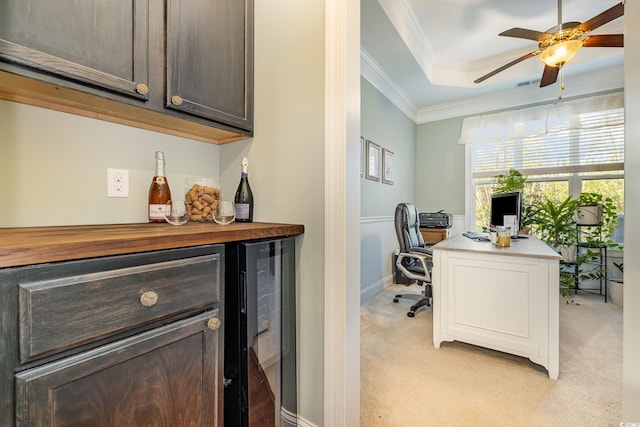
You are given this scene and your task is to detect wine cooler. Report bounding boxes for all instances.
[224,237,297,427]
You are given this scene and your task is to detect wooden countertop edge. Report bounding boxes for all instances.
[0,222,304,268]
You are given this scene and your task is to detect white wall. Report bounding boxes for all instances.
[623,0,640,420]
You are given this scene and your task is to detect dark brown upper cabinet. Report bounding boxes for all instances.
[0,0,150,101]
[167,0,253,131]
[0,0,253,144]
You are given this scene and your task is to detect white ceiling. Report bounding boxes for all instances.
[361,0,625,123]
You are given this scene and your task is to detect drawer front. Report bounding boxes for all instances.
[19,253,221,363]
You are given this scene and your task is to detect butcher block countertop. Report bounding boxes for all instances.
[0,222,305,268]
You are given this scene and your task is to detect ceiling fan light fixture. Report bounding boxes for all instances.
[538,40,584,67]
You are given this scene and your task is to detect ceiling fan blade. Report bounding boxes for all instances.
[579,2,624,32]
[540,65,560,87]
[583,34,624,48]
[474,51,539,84]
[499,27,551,42]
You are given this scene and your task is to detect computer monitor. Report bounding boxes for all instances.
[490,191,522,237]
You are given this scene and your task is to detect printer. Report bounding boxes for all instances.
[419,211,452,229]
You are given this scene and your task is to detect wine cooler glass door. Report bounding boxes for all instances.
[244,238,296,427]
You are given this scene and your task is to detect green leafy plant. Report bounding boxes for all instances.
[530,196,579,298]
[494,168,528,194]
[530,196,578,249]
[613,261,624,274]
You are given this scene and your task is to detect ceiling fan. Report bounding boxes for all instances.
[474,0,624,88]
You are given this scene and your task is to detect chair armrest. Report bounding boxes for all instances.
[396,252,431,283]
[410,247,433,256]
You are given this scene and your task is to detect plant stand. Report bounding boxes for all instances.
[574,224,608,302]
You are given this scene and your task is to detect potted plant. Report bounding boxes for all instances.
[608,261,624,306]
[574,192,619,293]
[575,192,616,226]
[529,196,578,298]
[495,168,528,194]
[530,195,578,261]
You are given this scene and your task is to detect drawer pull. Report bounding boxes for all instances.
[171,95,183,106]
[207,317,221,331]
[136,83,149,95]
[140,291,158,307]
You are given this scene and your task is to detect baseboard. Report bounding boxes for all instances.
[361,274,393,302]
[297,415,318,427]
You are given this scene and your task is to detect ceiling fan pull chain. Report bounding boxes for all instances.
[558,66,565,100]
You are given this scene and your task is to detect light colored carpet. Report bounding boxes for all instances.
[360,283,623,427]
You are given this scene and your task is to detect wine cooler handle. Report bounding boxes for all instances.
[240,271,247,314]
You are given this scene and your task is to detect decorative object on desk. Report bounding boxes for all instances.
[185,176,220,222]
[495,226,511,247]
[382,148,394,185]
[164,200,190,225]
[213,201,235,225]
[489,227,498,244]
[365,140,381,181]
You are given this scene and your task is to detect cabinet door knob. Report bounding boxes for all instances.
[136,83,149,95]
[171,95,183,106]
[207,317,221,331]
[140,291,158,307]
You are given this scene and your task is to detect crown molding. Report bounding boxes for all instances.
[360,47,417,121]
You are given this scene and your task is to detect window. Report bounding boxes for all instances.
[461,92,624,230]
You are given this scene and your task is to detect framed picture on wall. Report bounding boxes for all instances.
[365,140,381,181]
[382,148,394,185]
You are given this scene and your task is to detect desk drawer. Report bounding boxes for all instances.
[19,253,221,363]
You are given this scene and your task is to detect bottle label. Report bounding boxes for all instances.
[235,203,250,220]
[149,204,168,220]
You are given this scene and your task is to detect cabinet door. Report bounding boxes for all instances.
[0,0,150,100]
[15,310,222,427]
[166,0,253,131]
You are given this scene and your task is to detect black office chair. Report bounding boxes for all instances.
[393,203,433,317]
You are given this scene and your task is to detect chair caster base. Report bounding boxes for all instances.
[393,298,399,303]
[407,311,415,317]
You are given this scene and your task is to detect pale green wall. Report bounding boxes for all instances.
[360,78,415,298]
[415,117,465,215]
[360,78,416,217]
[0,100,220,226]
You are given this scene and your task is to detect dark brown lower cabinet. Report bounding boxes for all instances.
[1,245,224,427]
[16,310,220,427]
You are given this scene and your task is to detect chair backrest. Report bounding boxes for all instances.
[394,203,425,253]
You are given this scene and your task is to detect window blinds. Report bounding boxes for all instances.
[462,92,625,180]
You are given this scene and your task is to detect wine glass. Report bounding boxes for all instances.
[164,200,190,225]
[213,201,235,225]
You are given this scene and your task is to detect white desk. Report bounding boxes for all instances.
[431,234,562,379]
